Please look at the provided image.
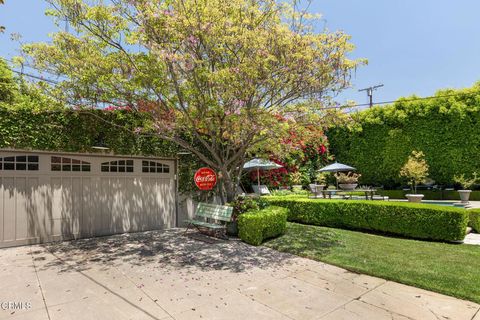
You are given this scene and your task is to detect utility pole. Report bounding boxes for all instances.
[359,84,384,108]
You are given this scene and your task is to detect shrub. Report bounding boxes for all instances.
[229,196,261,221]
[266,197,468,242]
[469,210,480,233]
[238,206,288,246]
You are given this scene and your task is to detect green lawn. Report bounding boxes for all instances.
[264,222,480,303]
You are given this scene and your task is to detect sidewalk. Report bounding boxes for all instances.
[0,229,478,320]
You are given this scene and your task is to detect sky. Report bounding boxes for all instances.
[1,0,480,108]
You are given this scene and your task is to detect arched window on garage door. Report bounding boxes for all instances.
[0,155,39,171]
[142,160,170,173]
[51,156,91,172]
[101,159,134,173]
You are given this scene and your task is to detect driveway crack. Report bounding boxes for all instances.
[29,246,52,320]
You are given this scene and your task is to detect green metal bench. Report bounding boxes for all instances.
[183,202,234,239]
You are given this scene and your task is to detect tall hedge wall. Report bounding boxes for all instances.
[0,108,202,191]
[328,86,480,188]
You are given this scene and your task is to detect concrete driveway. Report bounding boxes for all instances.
[0,229,478,320]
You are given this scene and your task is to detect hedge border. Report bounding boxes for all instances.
[266,197,469,242]
[469,210,480,233]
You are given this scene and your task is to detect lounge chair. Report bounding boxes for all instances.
[252,184,271,195]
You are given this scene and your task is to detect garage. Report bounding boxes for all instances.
[0,149,177,248]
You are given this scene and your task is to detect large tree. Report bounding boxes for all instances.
[22,0,362,202]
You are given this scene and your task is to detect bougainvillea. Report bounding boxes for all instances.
[248,123,331,188]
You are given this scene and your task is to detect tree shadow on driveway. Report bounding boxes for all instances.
[33,229,297,274]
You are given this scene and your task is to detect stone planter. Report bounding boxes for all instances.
[292,185,303,191]
[458,190,472,203]
[406,194,424,203]
[315,184,326,191]
[339,183,357,191]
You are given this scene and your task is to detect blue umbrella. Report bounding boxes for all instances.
[243,158,283,188]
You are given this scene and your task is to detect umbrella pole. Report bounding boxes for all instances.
[257,167,260,189]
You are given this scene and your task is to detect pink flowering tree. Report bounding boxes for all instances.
[22,0,362,202]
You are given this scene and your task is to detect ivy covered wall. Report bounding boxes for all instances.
[328,86,480,188]
[0,108,202,192]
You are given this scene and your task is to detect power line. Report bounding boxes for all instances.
[348,90,480,108]
[5,59,480,111]
[358,84,384,108]
[11,70,59,85]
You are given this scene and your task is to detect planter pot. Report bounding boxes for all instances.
[292,185,303,191]
[227,221,238,236]
[339,183,357,191]
[406,194,424,203]
[458,190,472,203]
[315,185,326,191]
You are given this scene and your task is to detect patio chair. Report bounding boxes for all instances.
[236,185,246,197]
[308,184,318,197]
[252,184,271,195]
[372,195,390,201]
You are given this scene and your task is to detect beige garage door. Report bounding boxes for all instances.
[0,150,177,248]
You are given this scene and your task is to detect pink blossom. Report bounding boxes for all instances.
[187,35,199,46]
[232,99,245,107]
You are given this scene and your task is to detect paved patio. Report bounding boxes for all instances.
[0,230,479,320]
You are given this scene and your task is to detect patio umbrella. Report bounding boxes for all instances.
[243,158,283,188]
[318,162,356,172]
[318,162,356,188]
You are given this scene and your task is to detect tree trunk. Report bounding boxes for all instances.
[218,167,240,204]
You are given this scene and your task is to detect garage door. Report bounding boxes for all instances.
[0,150,177,248]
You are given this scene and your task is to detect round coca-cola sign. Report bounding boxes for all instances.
[194,167,217,190]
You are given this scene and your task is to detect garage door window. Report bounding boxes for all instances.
[0,155,39,171]
[51,156,91,172]
[142,161,170,173]
[101,160,134,173]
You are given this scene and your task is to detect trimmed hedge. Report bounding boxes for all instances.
[238,206,288,246]
[470,210,480,233]
[266,197,469,242]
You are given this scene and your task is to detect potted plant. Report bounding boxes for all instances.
[399,151,429,203]
[335,172,361,190]
[289,171,303,191]
[315,172,328,191]
[453,172,478,203]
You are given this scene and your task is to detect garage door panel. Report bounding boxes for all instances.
[2,177,16,242]
[31,177,51,241]
[71,177,82,236]
[154,179,174,228]
[80,177,94,237]
[111,177,128,234]
[0,177,3,242]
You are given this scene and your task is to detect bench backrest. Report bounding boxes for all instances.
[195,202,234,222]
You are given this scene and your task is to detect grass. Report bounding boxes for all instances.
[264,222,480,303]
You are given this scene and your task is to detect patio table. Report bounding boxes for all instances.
[319,188,377,200]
